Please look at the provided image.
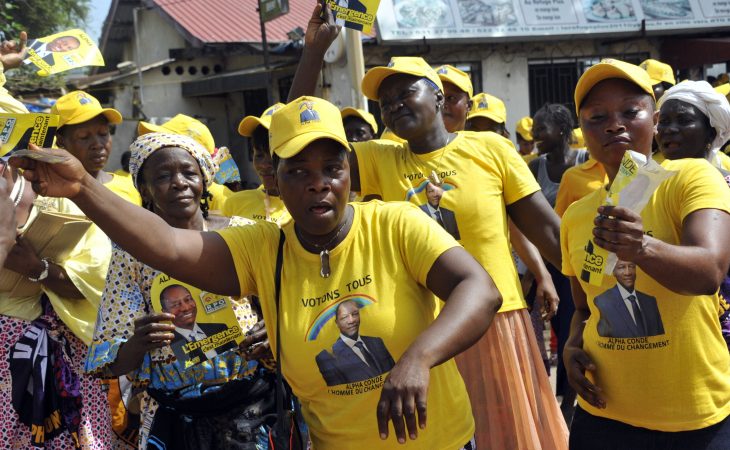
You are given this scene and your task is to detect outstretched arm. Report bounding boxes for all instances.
[11,147,240,296]
[376,246,501,443]
[0,177,16,266]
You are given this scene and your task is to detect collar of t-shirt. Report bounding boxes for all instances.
[340,333,372,366]
[616,283,641,324]
[176,324,208,342]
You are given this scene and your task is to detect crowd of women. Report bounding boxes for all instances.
[1,3,730,449]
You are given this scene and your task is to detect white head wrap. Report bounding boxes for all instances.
[657,80,730,167]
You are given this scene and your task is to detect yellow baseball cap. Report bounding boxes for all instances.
[515,116,533,141]
[361,57,443,101]
[52,91,122,128]
[571,128,585,149]
[715,83,730,97]
[380,128,406,143]
[269,96,350,159]
[341,107,379,134]
[138,114,216,155]
[574,59,655,115]
[436,65,473,98]
[238,103,285,137]
[468,93,506,124]
[639,59,676,86]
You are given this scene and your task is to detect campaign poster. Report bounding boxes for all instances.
[0,113,59,157]
[327,0,382,33]
[24,29,105,76]
[150,275,244,368]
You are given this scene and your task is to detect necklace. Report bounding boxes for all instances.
[412,133,455,186]
[10,175,24,207]
[295,212,350,278]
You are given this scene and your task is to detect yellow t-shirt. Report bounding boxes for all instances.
[218,201,474,450]
[104,172,142,206]
[718,151,730,172]
[560,158,730,431]
[354,131,540,312]
[221,186,290,224]
[554,159,607,217]
[208,182,234,213]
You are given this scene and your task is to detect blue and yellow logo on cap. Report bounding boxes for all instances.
[478,99,488,109]
[437,67,448,75]
[76,92,92,105]
[299,101,320,124]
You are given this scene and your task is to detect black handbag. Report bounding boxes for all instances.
[268,229,305,450]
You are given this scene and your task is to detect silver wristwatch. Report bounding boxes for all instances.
[28,258,50,282]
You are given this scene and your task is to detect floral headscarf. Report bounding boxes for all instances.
[129,132,218,190]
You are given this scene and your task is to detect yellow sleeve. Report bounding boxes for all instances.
[209,183,234,213]
[554,170,575,218]
[718,152,730,172]
[394,203,462,286]
[0,65,29,114]
[352,141,383,198]
[216,221,278,297]
[486,134,540,205]
[669,159,730,220]
[560,204,577,277]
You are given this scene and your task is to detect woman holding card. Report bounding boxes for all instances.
[84,132,276,450]
[561,59,730,448]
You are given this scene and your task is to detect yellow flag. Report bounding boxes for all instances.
[24,29,105,77]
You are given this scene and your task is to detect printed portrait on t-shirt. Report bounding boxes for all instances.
[417,182,461,240]
[315,299,395,386]
[594,260,665,338]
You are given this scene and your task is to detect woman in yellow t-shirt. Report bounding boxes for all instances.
[12,96,502,450]
[287,6,566,449]
[1,89,120,447]
[222,104,290,224]
[562,59,730,447]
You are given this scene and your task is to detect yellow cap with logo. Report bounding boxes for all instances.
[468,93,507,124]
[436,65,473,98]
[575,59,655,115]
[639,59,676,86]
[340,107,379,134]
[138,114,216,155]
[238,103,285,137]
[269,96,350,159]
[52,91,123,128]
[515,116,533,141]
[361,57,443,101]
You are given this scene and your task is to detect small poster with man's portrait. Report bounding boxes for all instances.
[23,29,105,76]
[150,275,243,368]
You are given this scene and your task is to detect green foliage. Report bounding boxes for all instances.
[2,0,90,95]
[2,0,90,39]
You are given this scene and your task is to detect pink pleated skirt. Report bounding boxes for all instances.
[455,308,568,450]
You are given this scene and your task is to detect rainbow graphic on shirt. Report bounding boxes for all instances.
[305,295,376,342]
[405,180,456,202]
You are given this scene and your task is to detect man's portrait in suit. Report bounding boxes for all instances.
[315,300,395,386]
[26,35,81,66]
[594,260,665,338]
[160,284,237,364]
[419,182,461,240]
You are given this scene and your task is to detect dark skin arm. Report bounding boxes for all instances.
[376,246,501,444]
[593,205,730,295]
[506,191,562,269]
[109,313,175,376]
[563,276,606,408]
[11,146,241,297]
[0,31,27,71]
[4,237,84,298]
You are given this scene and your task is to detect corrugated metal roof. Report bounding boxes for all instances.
[152,0,313,44]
